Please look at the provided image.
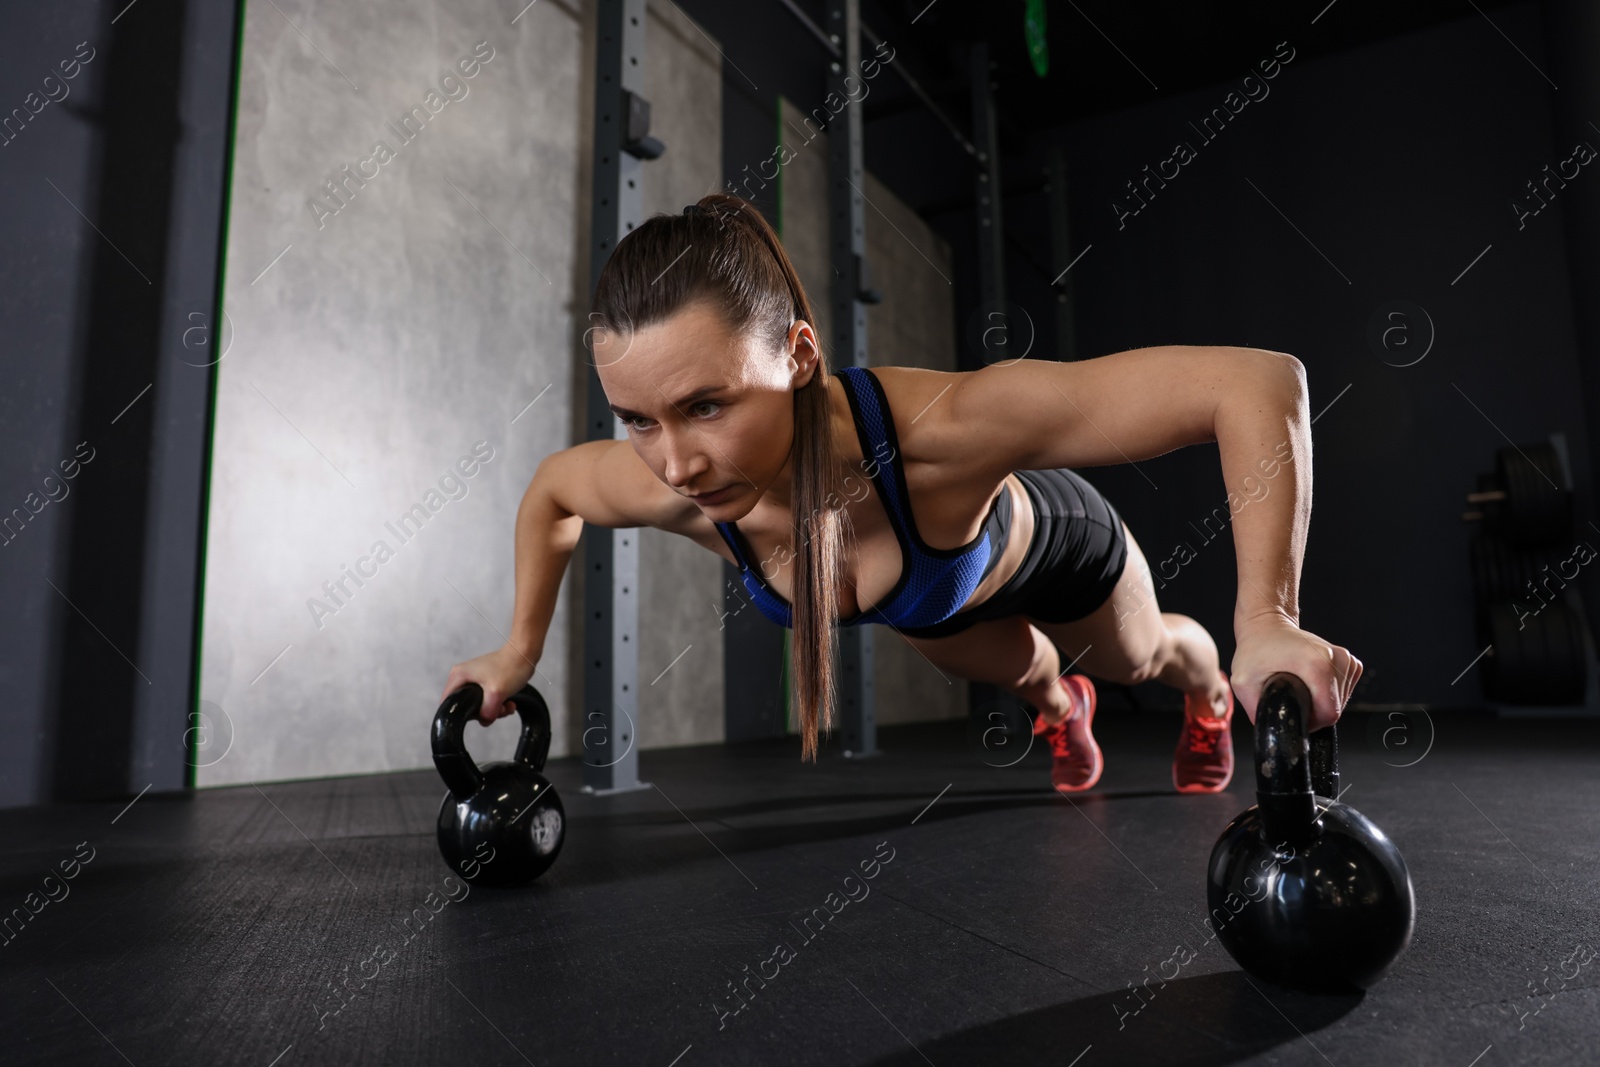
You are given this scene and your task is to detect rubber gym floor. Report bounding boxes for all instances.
[3,704,1597,1067]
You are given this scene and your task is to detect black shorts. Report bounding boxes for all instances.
[895,468,1130,639]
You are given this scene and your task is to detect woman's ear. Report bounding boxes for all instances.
[787,321,820,386]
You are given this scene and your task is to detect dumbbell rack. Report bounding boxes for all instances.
[1466,432,1600,718]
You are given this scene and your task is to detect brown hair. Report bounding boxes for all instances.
[589,192,845,761]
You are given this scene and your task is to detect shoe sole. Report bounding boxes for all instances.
[1173,669,1235,794]
[1052,674,1103,793]
[1174,777,1231,794]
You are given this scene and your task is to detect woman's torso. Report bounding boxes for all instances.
[682,366,1036,626]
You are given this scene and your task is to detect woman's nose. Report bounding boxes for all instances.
[662,433,710,488]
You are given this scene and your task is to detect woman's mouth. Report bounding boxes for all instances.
[690,485,737,505]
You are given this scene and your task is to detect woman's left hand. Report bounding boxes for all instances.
[1228,615,1363,732]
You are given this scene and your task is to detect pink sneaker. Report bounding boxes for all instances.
[1033,674,1102,793]
[1173,669,1235,794]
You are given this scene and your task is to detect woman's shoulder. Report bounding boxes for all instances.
[861,364,982,473]
[864,364,969,413]
[857,364,1015,545]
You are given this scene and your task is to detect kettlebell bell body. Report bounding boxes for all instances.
[432,684,565,888]
[1206,674,1415,992]
[1208,796,1414,991]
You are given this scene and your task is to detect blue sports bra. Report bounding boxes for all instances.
[712,365,1010,629]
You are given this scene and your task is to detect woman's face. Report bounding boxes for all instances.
[594,298,818,517]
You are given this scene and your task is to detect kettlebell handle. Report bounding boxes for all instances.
[1310,718,1339,801]
[431,683,554,801]
[1255,673,1340,845]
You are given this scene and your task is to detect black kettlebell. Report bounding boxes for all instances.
[1207,672,1415,992]
[432,683,565,887]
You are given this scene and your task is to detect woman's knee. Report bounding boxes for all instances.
[1112,595,1176,683]
[1121,634,1168,685]
[1069,627,1162,686]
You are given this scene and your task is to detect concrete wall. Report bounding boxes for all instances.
[202,0,723,787]
[777,97,965,728]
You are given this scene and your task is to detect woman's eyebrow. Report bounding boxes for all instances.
[609,384,727,419]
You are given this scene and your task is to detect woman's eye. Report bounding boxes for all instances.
[618,403,716,429]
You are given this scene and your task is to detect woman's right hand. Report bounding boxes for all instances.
[439,643,539,726]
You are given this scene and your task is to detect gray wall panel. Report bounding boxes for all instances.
[203,0,587,785]
[202,0,724,786]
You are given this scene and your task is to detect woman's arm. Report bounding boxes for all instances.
[506,456,584,662]
[1192,351,1363,729]
[946,346,1358,727]
[949,345,1307,623]
[509,439,691,657]
[1207,350,1311,637]
[444,440,694,724]
[947,344,1303,473]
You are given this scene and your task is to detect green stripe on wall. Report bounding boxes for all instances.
[188,0,251,785]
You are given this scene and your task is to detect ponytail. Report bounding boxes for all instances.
[591,193,846,761]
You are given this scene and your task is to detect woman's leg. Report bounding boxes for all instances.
[1029,520,1229,718]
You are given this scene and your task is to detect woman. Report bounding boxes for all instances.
[440,192,1363,795]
